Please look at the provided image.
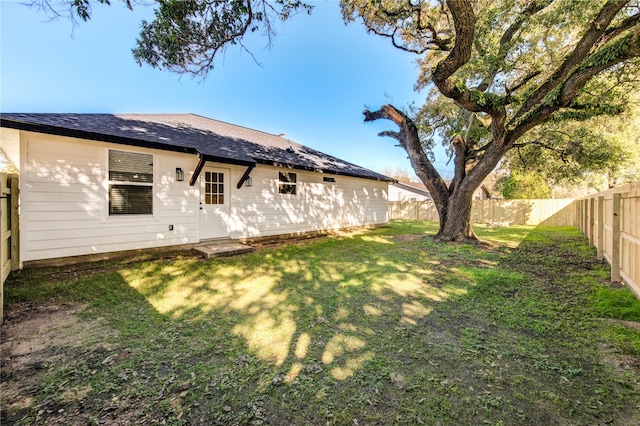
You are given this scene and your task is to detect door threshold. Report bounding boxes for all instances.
[197,237,232,246]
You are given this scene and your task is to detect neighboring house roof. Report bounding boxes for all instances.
[392,181,432,198]
[394,180,496,200]
[0,113,393,182]
[479,184,492,199]
[403,181,429,191]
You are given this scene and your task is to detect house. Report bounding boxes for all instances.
[0,113,392,266]
[474,184,494,200]
[388,181,432,202]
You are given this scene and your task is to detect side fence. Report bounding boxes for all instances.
[389,199,576,226]
[1,172,20,324]
[576,182,640,298]
[390,189,638,298]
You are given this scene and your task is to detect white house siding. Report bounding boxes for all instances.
[21,132,200,262]
[0,127,21,170]
[18,131,388,262]
[388,183,430,202]
[225,165,388,239]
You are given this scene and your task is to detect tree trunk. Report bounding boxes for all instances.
[364,104,488,243]
[434,188,477,242]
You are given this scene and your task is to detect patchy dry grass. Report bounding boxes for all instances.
[2,221,639,425]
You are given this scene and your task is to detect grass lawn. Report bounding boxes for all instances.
[2,221,639,425]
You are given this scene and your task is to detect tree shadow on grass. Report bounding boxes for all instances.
[97,223,491,423]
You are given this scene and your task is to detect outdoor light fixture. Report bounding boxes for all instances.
[246,176,253,187]
[176,167,184,182]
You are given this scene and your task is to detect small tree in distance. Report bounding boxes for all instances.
[378,166,419,183]
[496,171,552,200]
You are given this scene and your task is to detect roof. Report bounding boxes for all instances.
[0,113,393,182]
[392,181,432,198]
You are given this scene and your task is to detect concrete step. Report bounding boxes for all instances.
[193,242,254,259]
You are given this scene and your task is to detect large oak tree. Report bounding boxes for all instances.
[343,0,640,241]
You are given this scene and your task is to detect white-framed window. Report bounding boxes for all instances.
[204,171,225,204]
[108,149,153,215]
[278,171,297,195]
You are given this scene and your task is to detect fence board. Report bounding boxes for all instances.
[1,173,11,283]
[389,199,575,226]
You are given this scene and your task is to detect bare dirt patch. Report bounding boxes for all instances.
[391,234,424,242]
[1,302,118,424]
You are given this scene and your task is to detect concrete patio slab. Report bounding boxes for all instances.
[193,242,254,259]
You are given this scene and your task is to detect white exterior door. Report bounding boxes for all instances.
[199,167,230,240]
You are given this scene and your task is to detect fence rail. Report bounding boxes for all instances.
[576,182,640,299]
[389,199,576,226]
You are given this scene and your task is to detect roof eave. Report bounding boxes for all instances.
[200,153,256,167]
[393,181,432,197]
[254,159,394,182]
[0,118,197,156]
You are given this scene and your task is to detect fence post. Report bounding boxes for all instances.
[10,175,20,270]
[611,193,621,282]
[589,198,596,245]
[577,200,582,232]
[597,196,604,260]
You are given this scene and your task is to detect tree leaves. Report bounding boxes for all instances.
[27,0,133,23]
[132,0,312,77]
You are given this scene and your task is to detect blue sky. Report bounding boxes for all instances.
[1,0,453,179]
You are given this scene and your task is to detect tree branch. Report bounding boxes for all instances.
[133,0,312,78]
[349,0,454,54]
[430,0,514,116]
[511,0,629,124]
[365,26,432,54]
[475,0,552,93]
[512,139,571,163]
[378,130,405,144]
[508,29,640,143]
[506,70,541,97]
[596,11,640,48]
[363,105,450,208]
[513,139,563,152]
[449,134,467,195]
[431,0,475,95]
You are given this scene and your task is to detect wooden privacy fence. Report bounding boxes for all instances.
[576,182,640,299]
[389,199,576,226]
[1,173,20,324]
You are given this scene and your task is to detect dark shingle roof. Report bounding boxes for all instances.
[0,113,393,182]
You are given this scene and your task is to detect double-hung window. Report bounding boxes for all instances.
[108,149,153,215]
[278,171,297,195]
